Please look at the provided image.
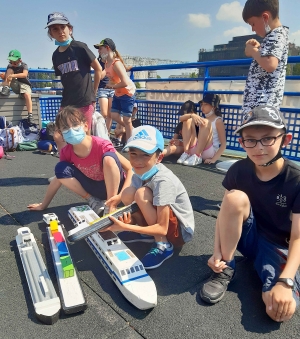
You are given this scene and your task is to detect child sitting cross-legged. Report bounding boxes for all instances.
[105,125,195,269]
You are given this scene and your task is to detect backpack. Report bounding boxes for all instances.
[92,111,110,141]
[0,126,24,151]
[19,119,39,141]
[39,122,55,141]
[16,140,38,151]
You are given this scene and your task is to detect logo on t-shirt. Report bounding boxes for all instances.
[57,60,79,75]
[276,194,287,208]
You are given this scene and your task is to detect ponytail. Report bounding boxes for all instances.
[214,107,222,117]
[114,50,131,71]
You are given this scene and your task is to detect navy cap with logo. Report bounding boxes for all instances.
[45,12,70,28]
[199,93,220,108]
[178,100,196,115]
[94,38,116,52]
[234,105,287,135]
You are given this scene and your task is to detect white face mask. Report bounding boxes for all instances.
[205,109,215,118]
[100,53,109,60]
[263,18,271,34]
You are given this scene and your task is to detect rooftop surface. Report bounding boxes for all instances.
[1,151,299,339]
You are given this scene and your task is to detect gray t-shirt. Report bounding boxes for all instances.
[242,26,289,114]
[131,163,195,242]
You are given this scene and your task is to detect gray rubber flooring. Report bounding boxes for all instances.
[0,151,299,339]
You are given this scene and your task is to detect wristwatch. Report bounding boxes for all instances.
[277,278,294,289]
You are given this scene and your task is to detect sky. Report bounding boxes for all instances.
[1,0,300,70]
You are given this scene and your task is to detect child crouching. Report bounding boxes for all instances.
[106,125,195,269]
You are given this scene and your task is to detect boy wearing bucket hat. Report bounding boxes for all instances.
[1,50,34,125]
[200,105,300,322]
[106,125,195,269]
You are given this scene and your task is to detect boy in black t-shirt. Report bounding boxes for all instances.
[1,50,34,124]
[200,105,300,322]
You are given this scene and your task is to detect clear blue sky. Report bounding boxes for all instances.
[2,0,300,68]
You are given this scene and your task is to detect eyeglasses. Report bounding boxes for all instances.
[242,133,285,148]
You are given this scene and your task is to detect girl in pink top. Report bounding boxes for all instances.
[28,106,133,215]
[94,38,136,141]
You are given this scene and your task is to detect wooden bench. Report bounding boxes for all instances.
[0,93,41,126]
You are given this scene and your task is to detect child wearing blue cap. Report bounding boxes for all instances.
[106,125,195,269]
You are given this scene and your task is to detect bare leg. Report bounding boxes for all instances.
[103,155,120,201]
[123,116,133,141]
[218,190,250,261]
[23,93,32,114]
[162,144,184,157]
[194,120,213,155]
[99,97,113,132]
[2,69,13,86]
[135,186,168,243]
[182,118,197,153]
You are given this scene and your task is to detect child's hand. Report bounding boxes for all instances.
[207,252,227,273]
[118,212,132,224]
[204,158,216,164]
[103,215,127,232]
[246,39,260,48]
[105,194,121,212]
[27,203,45,211]
[245,42,259,57]
[193,115,206,126]
[266,284,295,322]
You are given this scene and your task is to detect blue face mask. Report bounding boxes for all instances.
[55,37,73,46]
[133,165,159,181]
[62,126,85,145]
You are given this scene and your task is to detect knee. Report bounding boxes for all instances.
[103,155,119,171]
[55,161,72,177]
[135,187,153,204]
[222,190,250,214]
[121,187,136,205]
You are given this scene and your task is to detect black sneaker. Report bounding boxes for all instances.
[1,86,10,96]
[200,267,235,304]
[27,113,34,125]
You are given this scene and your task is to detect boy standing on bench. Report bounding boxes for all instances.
[1,50,34,124]
[241,0,289,115]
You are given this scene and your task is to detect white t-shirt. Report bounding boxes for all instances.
[242,26,289,114]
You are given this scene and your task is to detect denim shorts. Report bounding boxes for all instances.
[54,152,124,200]
[111,94,135,117]
[97,88,115,99]
[237,209,300,306]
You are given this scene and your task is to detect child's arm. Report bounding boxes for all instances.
[7,69,28,80]
[108,61,130,89]
[204,119,226,164]
[106,205,170,236]
[91,58,102,95]
[27,177,62,211]
[105,151,133,208]
[245,40,278,73]
[266,213,300,322]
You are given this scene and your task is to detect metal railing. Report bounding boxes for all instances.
[1,56,300,160]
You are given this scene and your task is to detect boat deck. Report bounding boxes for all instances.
[1,150,299,339]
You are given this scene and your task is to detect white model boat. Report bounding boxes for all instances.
[15,227,61,324]
[68,205,157,310]
[43,213,87,314]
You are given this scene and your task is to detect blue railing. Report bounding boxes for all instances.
[1,56,300,160]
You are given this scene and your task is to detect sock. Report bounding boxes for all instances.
[225,258,235,270]
[83,193,91,200]
[157,241,172,249]
[196,153,201,158]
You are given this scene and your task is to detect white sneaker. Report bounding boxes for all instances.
[177,152,190,164]
[183,154,202,166]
